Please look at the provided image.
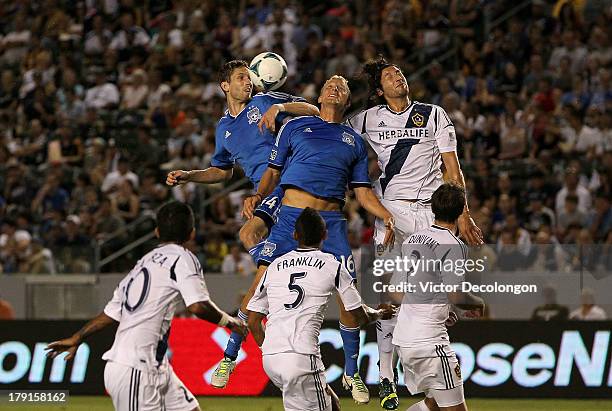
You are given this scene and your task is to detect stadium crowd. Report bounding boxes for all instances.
[0,0,610,277]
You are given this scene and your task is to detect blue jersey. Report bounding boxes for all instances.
[268,116,371,202]
[211,92,305,186]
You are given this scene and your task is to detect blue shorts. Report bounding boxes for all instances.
[253,186,284,230]
[257,205,356,278]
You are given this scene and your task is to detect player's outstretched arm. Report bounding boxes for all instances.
[247,311,266,347]
[46,312,117,361]
[187,300,247,336]
[353,187,396,248]
[348,304,396,327]
[441,151,483,245]
[448,292,485,318]
[166,167,233,186]
[242,167,281,219]
[258,102,320,133]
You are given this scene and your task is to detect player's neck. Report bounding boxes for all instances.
[227,98,248,117]
[433,220,457,233]
[386,97,411,113]
[319,106,344,123]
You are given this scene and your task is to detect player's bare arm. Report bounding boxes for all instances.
[441,151,483,245]
[353,186,396,248]
[448,291,485,318]
[166,167,233,186]
[46,312,117,360]
[348,304,396,327]
[258,101,320,133]
[247,311,266,346]
[187,300,248,337]
[242,167,280,219]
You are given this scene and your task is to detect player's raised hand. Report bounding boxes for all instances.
[242,193,263,220]
[166,170,189,186]
[383,216,396,249]
[226,317,248,337]
[458,213,484,246]
[258,104,282,133]
[377,303,398,320]
[46,335,81,361]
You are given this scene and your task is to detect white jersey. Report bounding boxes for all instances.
[347,102,457,201]
[247,248,362,356]
[102,244,210,371]
[392,225,466,348]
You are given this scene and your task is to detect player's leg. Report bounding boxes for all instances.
[104,361,167,411]
[104,361,133,411]
[161,364,201,411]
[212,204,298,388]
[321,210,369,404]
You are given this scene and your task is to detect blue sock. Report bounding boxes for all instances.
[224,310,248,361]
[340,323,360,376]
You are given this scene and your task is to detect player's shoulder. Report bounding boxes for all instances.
[277,115,318,135]
[154,243,202,272]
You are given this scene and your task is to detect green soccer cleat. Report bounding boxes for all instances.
[379,377,399,410]
[342,373,370,404]
[211,357,236,388]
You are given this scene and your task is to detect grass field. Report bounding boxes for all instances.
[1,397,611,411]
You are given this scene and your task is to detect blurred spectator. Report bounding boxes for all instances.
[120,69,148,110]
[555,167,592,215]
[557,195,588,239]
[221,244,256,277]
[110,181,140,223]
[101,156,139,193]
[531,285,569,321]
[85,67,120,109]
[569,288,607,320]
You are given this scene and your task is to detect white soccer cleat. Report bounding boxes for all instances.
[211,357,236,388]
[342,373,370,404]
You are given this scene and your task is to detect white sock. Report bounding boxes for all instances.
[406,399,429,411]
[376,318,397,381]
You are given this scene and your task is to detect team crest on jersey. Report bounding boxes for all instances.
[247,106,262,124]
[376,244,386,256]
[455,364,462,379]
[342,132,355,146]
[412,112,425,127]
[261,242,277,257]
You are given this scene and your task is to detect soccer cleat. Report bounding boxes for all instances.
[211,357,236,388]
[342,373,370,404]
[379,378,399,410]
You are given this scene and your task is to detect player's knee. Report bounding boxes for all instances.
[425,397,440,411]
[239,218,267,249]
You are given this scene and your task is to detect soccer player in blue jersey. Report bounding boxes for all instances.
[242,75,396,404]
[166,60,319,388]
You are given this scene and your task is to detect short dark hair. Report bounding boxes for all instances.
[295,207,326,247]
[431,183,465,224]
[156,201,194,244]
[219,60,249,85]
[363,55,394,108]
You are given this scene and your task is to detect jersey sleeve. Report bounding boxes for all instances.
[103,284,123,322]
[335,262,362,311]
[171,254,210,307]
[261,91,307,123]
[440,242,467,287]
[246,269,269,315]
[434,106,457,153]
[210,125,234,169]
[268,120,294,170]
[349,134,372,189]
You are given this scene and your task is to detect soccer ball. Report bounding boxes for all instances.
[248,52,288,91]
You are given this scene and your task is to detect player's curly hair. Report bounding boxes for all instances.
[362,55,393,108]
[431,183,465,224]
[295,207,327,247]
[156,201,195,244]
[219,60,249,84]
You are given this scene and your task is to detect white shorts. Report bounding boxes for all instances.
[374,199,434,258]
[263,352,331,411]
[397,344,464,407]
[104,361,199,411]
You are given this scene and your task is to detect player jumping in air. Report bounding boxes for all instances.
[346,56,483,410]
[390,183,485,411]
[165,60,319,388]
[46,202,247,411]
[247,207,395,411]
[242,75,396,404]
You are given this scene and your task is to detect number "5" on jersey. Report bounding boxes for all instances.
[284,272,306,310]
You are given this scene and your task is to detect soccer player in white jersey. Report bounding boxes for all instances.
[346,56,483,410]
[391,184,484,411]
[247,207,395,411]
[46,202,246,411]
